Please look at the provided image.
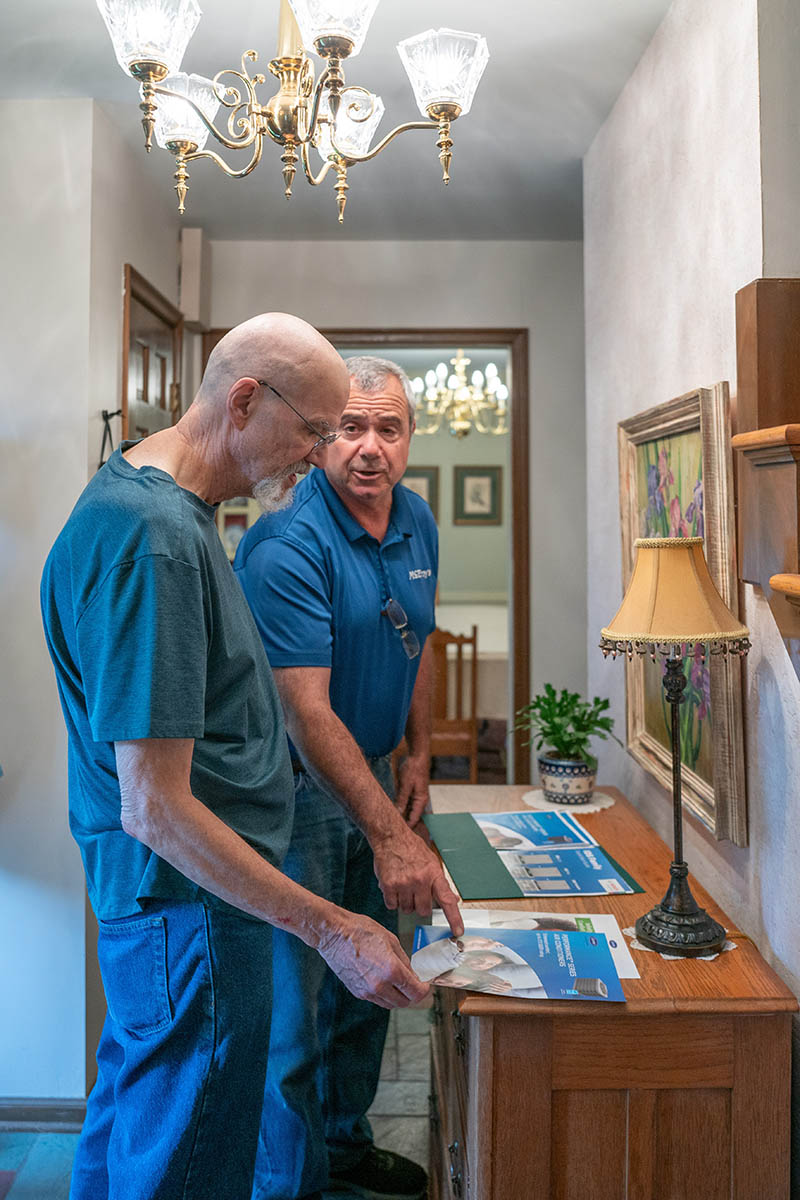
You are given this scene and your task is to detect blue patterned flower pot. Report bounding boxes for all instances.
[537,752,596,804]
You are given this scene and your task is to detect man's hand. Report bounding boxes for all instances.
[395,753,431,829]
[317,911,430,1009]
[372,823,464,938]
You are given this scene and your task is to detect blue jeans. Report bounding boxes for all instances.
[252,760,397,1200]
[71,900,274,1200]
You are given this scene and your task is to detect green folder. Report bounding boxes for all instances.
[423,812,644,900]
[423,812,524,900]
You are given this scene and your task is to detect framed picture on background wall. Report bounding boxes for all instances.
[402,466,440,522]
[453,466,502,526]
[617,384,747,845]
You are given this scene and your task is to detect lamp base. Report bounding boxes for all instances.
[635,861,726,957]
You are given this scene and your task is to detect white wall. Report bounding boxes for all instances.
[407,423,511,604]
[0,99,179,1100]
[210,238,588,699]
[88,103,180,480]
[0,100,94,1099]
[584,0,800,1004]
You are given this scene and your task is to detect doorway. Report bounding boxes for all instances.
[201,325,531,783]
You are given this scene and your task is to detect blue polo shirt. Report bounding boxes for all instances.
[40,446,294,921]
[234,470,438,758]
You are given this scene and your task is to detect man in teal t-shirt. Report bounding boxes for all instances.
[41,313,429,1200]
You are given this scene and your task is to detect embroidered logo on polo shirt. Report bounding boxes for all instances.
[408,568,432,580]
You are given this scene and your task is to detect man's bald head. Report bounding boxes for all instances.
[197,313,348,411]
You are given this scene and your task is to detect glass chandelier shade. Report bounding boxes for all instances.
[286,0,380,56]
[397,28,489,118]
[154,73,223,151]
[314,89,384,161]
[96,0,202,75]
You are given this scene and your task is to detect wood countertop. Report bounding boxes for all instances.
[429,784,798,1018]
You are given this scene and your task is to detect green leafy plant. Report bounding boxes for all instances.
[514,683,623,770]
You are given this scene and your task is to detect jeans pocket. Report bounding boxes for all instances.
[97,914,172,1037]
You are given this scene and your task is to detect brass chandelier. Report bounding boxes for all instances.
[411,350,509,438]
[97,0,489,223]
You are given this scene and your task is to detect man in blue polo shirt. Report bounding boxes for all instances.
[41,318,430,1200]
[235,356,462,1200]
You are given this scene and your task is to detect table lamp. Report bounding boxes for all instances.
[600,537,750,956]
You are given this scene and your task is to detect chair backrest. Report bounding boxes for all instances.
[429,625,478,723]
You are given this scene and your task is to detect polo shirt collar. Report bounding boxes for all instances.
[314,469,413,545]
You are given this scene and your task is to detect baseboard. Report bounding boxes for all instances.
[0,1098,85,1133]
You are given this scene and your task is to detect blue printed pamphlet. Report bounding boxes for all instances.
[412,924,626,1002]
[472,809,596,850]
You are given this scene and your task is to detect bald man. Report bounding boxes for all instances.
[40,315,429,1200]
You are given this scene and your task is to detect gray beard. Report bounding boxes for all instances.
[252,461,308,514]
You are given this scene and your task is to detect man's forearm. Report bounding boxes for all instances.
[118,746,344,947]
[115,737,430,1008]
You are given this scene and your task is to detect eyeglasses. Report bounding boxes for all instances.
[258,380,340,454]
[383,598,420,659]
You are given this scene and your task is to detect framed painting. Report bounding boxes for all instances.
[122,264,183,440]
[453,466,502,526]
[617,384,747,845]
[402,466,440,521]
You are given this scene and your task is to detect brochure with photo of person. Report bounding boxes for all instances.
[430,908,639,979]
[472,810,597,851]
[412,925,626,1003]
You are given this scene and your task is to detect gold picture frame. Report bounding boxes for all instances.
[617,384,747,845]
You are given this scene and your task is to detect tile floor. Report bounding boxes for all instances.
[0,1004,431,1200]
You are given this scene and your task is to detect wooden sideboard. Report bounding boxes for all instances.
[426,785,796,1200]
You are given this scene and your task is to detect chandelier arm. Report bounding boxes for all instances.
[297,65,334,144]
[330,119,437,165]
[152,85,259,150]
[184,137,265,179]
[413,408,444,435]
[298,140,338,186]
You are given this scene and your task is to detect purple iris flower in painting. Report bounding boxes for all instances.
[646,463,663,533]
[684,479,704,538]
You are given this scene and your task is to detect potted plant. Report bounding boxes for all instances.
[514,684,623,805]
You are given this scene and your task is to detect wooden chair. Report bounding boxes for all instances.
[428,624,479,784]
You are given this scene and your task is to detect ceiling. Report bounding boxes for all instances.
[4,1,671,240]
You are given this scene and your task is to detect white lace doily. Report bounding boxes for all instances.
[521,788,616,814]
[622,927,737,960]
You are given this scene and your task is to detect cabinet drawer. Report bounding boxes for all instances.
[431,988,471,1134]
[430,1030,470,1200]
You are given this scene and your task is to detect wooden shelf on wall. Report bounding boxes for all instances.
[731,422,800,649]
[770,573,800,608]
[734,279,800,678]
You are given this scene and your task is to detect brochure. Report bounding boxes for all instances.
[431,908,639,979]
[498,844,636,897]
[412,924,626,1003]
[472,809,596,850]
[423,810,642,901]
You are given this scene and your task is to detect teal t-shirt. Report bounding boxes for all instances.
[40,446,294,920]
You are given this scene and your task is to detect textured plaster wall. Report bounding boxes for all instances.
[210,238,588,700]
[0,99,179,1100]
[0,100,94,1099]
[584,0,800,1007]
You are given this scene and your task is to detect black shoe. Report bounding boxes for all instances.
[328,1146,428,1200]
